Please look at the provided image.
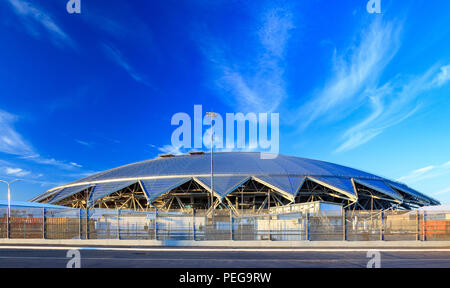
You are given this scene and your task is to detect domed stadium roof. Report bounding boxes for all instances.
[31,152,440,208]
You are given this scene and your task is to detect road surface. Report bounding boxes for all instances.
[0,246,449,268]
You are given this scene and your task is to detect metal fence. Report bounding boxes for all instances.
[0,208,449,241]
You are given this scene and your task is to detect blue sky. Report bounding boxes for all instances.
[1,0,450,204]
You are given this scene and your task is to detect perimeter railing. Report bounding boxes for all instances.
[0,208,449,241]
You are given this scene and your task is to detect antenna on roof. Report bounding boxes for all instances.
[188,151,205,155]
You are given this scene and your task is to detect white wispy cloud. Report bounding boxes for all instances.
[84,15,128,39]
[69,162,82,168]
[6,0,76,49]
[0,110,34,156]
[158,144,185,155]
[432,65,450,87]
[434,187,450,196]
[20,154,81,170]
[0,109,84,171]
[201,4,295,112]
[75,139,94,148]
[149,143,189,156]
[336,63,450,153]
[0,160,44,180]
[296,19,402,130]
[397,161,450,184]
[102,43,153,87]
[293,17,450,153]
[65,170,101,179]
[4,167,30,177]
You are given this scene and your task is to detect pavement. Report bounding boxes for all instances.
[2,238,450,247]
[0,246,450,268]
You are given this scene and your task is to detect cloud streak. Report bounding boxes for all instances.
[0,110,34,156]
[0,109,84,171]
[75,139,94,148]
[336,62,450,153]
[432,65,450,87]
[102,43,153,87]
[296,19,402,130]
[4,167,30,177]
[158,144,185,155]
[434,187,450,196]
[397,161,450,184]
[201,4,295,112]
[291,17,450,153]
[6,0,76,49]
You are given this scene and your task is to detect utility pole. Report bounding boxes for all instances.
[0,179,20,239]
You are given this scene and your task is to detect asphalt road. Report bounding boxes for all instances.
[0,247,449,268]
[0,247,450,268]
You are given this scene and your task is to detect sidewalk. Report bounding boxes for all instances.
[1,238,450,248]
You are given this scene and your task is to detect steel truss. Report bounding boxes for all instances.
[47,177,429,213]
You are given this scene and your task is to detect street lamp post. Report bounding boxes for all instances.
[206,112,218,217]
[0,179,20,238]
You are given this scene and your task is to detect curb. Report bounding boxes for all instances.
[1,239,450,248]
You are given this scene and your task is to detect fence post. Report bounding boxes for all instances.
[342,209,347,241]
[306,213,309,241]
[422,210,426,241]
[192,209,196,241]
[229,210,233,241]
[42,208,46,239]
[117,209,120,240]
[6,208,10,239]
[380,211,384,241]
[416,210,420,241]
[79,208,82,239]
[86,208,89,240]
[154,210,158,240]
[23,212,26,238]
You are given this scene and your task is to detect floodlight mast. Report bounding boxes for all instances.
[206,112,218,216]
[0,179,20,238]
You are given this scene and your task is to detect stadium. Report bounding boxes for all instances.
[31,152,440,213]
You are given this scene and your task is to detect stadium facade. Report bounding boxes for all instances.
[31,152,440,213]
